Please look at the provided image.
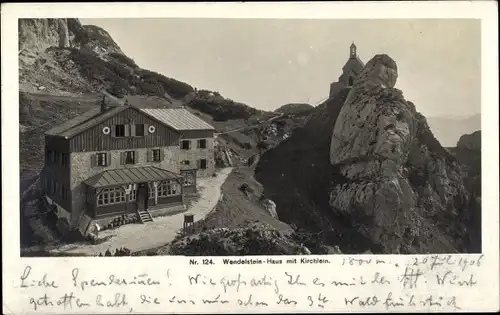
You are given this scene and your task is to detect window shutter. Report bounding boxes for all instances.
[196,159,201,169]
[130,124,136,137]
[146,149,152,162]
[124,124,130,137]
[188,140,191,150]
[106,152,111,166]
[111,125,116,138]
[159,149,164,161]
[144,124,149,136]
[120,152,125,165]
[91,154,97,167]
[133,151,137,164]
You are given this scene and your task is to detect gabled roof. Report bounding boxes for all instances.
[341,56,365,75]
[84,166,182,188]
[45,105,128,138]
[139,108,215,131]
[45,107,103,136]
[45,104,215,139]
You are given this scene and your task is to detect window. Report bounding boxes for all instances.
[97,187,126,206]
[152,149,161,162]
[135,124,145,137]
[128,188,137,201]
[61,153,69,167]
[115,124,126,137]
[96,153,107,166]
[157,180,180,197]
[197,139,207,149]
[181,140,191,150]
[125,151,135,164]
[348,76,354,87]
[182,172,195,187]
[198,159,207,169]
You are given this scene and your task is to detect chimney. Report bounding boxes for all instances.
[100,95,107,113]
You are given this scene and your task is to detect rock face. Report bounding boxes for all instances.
[328,54,478,253]
[457,130,481,151]
[262,199,278,219]
[19,18,123,58]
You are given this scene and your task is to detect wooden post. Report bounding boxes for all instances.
[183,213,194,235]
[153,181,158,205]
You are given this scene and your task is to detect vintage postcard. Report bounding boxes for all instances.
[2,1,499,313]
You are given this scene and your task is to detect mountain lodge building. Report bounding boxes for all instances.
[41,93,216,236]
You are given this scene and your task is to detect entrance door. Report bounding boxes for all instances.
[136,183,149,211]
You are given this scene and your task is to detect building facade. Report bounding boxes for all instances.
[42,95,216,234]
[329,43,365,97]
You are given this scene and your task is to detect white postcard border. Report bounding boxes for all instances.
[2,2,499,313]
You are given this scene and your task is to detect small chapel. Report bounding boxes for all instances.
[329,42,365,97]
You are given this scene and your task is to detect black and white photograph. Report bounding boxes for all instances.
[18,17,482,257]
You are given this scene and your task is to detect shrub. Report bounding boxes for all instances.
[187,97,258,121]
[109,52,138,69]
[136,69,194,99]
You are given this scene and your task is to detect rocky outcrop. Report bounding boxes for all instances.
[58,19,70,48]
[450,130,481,198]
[19,18,123,60]
[457,130,481,151]
[328,54,477,254]
[262,199,278,219]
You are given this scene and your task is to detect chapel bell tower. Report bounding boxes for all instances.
[350,42,357,58]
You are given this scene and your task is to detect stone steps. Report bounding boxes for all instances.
[137,209,153,223]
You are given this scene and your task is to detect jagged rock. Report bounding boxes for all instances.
[262,199,278,219]
[58,19,70,48]
[457,130,481,151]
[19,18,123,60]
[328,54,477,253]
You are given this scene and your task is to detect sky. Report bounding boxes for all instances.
[80,18,481,117]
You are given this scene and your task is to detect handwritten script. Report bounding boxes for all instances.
[15,254,484,312]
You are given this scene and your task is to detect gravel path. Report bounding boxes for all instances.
[51,167,233,255]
